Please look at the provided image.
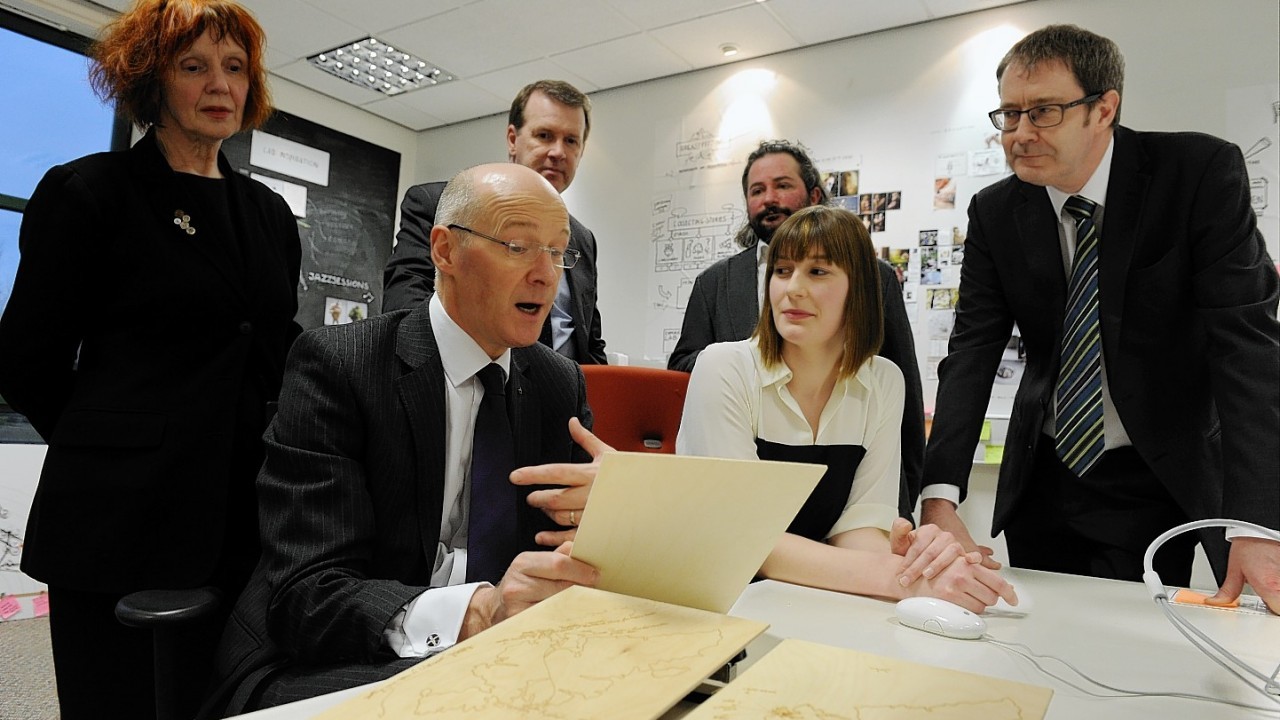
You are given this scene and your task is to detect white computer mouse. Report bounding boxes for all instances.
[895,597,987,640]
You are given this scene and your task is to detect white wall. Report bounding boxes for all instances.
[414,0,1280,369]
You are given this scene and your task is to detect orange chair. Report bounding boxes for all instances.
[580,365,690,453]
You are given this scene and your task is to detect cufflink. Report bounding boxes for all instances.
[426,633,441,648]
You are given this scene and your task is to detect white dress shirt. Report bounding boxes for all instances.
[383,293,511,657]
[677,340,902,537]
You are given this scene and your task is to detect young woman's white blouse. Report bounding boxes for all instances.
[676,340,904,538]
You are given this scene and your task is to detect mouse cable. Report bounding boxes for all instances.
[1142,518,1280,703]
[984,636,1279,713]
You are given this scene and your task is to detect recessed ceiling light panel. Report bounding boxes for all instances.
[308,37,456,96]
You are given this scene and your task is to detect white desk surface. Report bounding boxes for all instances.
[233,569,1279,719]
[729,569,1279,719]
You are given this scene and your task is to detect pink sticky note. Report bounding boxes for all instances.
[0,595,20,620]
[33,594,50,617]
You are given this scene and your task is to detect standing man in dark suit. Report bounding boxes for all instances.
[383,80,607,364]
[914,25,1279,611]
[669,141,926,523]
[209,163,607,714]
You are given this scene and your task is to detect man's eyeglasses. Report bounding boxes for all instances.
[988,92,1103,131]
[448,224,580,269]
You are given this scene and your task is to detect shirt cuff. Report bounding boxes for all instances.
[383,582,488,658]
[920,484,961,506]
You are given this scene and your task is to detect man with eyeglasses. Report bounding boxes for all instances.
[667,140,926,527]
[383,79,607,364]
[907,24,1278,612]
[210,163,611,712]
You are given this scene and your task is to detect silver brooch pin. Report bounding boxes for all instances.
[173,209,196,235]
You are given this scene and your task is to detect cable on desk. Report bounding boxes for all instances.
[985,637,1280,714]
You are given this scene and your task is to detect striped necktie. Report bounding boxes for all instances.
[1055,195,1105,476]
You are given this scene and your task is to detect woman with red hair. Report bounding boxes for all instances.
[0,2,299,716]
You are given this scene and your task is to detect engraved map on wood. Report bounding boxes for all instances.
[316,586,767,720]
[686,639,1052,720]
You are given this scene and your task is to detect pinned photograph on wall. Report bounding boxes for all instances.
[859,194,873,213]
[871,211,885,232]
[995,332,1026,385]
[821,170,859,197]
[831,195,860,212]
[838,170,859,197]
[934,177,956,209]
[821,171,840,197]
[871,193,886,212]
[919,229,938,246]
[859,214,874,231]
[324,296,368,326]
[920,247,941,285]
[882,247,910,288]
[927,287,959,311]
[938,247,952,267]
[886,191,901,210]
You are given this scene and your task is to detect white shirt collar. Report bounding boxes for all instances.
[429,294,511,387]
[755,348,876,396]
[1046,133,1115,217]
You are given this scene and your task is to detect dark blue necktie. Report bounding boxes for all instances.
[466,363,518,584]
[1055,195,1105,477]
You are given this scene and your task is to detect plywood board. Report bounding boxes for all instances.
[571,452,824,613]
[686,638,1053,719]
[315,585,768,720]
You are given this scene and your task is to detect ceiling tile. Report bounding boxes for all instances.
[299,0,472,35]
[361,96,448,131]
[236,0,366,60]
[603,0,759,30]
[764,0,932,46]
[379,0,638,78]
[467,60,599,103]
[919,0,1029,21]
[552,33,693,90]
[391,80,510,125]
[648,3,799,67]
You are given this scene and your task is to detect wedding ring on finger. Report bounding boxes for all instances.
[569,510,577,526]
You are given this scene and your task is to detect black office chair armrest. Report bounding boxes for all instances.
[116,587,224,720]
[116,587,223,629]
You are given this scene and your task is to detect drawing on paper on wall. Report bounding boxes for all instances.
[970,148,1006,176]
[1250,177,1269,214]
[0,505,20,573]
[653,277,697,312]
[652,202,744,276]
[1242,136,1271,160]
[675,128,736,173]
[663,328,682,355]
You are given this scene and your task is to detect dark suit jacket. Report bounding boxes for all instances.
[382,181,607,363]
[667,245,927,520]
[208,304,592,714]
[925,127,1280,568]
[0,131,301,593]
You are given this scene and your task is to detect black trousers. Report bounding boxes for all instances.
[47,585,157,720]
[1003,442,1199,587]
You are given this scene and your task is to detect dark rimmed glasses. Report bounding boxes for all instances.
[448,224,580,269]
[988,92,1103,131]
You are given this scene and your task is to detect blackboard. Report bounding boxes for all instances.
[220,110,400,330]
